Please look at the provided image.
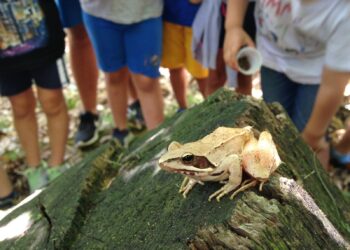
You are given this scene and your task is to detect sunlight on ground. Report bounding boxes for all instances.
[0,212,33,242]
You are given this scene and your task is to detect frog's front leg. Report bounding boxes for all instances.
[208,154,242,202]
[179,177,203,198]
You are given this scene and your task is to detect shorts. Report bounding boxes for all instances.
[83,13,162,78]
[55,0,83,28]
[162,21,208,79]
[0,62,62,97]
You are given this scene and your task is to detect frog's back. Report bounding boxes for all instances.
[200,127,246,145]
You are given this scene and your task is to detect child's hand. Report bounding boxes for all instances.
[224,27,255,71]
[302,131,330,170]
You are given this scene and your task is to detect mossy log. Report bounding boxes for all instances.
[1,88,350,249]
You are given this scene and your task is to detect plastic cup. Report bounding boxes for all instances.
[236,47,262,75]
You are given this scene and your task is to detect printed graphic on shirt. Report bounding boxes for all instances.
[0,0,48,58]
[256,0,321,55]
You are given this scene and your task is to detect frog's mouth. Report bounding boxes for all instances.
[160,163,214,176]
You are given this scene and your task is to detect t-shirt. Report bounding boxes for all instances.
[255,0,350,84]
[163,0,200,27]
[80,0,163,24]
[0,0,65,73]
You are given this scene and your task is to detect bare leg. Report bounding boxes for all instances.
[236,73,252,95]
[207,49,227,96]
[105,67,129,130]
[131,73,164,130]
[0,167,13,197]
[9,88,40,167]
[169,67,188,109]
[37,87,69,166]
[67,24,98,113]
[196,77,208,98]
[128,78,138,104]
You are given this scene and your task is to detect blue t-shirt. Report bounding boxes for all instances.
[163,0,200,27]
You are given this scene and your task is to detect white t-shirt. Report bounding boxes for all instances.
[80,0,163,24]
[255,0,350,84]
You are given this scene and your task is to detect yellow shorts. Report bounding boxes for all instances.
[161,21,208,79]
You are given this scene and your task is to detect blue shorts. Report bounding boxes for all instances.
[260,66,319,131]
[0,62,62,97]
[83,13,162,78]
[55,0,83,28]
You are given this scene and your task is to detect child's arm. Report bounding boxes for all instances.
[302,67,350,165]
[223,0,254,70]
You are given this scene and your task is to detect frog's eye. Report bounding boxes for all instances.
[181,153,194,164]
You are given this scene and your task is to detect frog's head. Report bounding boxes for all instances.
[159,141,215,177]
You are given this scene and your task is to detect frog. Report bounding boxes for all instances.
[158,126,282,201]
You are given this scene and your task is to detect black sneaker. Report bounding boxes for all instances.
[112,128,130,146]
[75,111,99,147]
[127,101,146,131]
[0,191,18,210]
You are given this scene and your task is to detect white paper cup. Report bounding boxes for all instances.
[236,47,262,75]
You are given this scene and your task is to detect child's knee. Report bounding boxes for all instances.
[9,94,36,119]
[40,91,66,116]
[133,74,159,93]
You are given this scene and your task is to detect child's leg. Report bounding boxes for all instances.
[82,12,130,131]
[293,84,319,132]
[184,26,209,98]
[9,88,40,167]
[169,67,188,109]
[37,87,68,166]
[66,24,99,114]
[162,21,188,108]
[207,49,227,95]
[105,67,129,130]
[236,73,252,95]
[126,17,164,129]
[131,73,164,130]
[31,62,68,166]
[260,66,296,121]
[0,167,13,198]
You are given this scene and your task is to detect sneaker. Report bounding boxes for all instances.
[330,146,350,168]
[0,191,18,210]
[46,163,70,182]
[75,111,99,148]
[127,101,146,130]
[112,128,130,146]
[23,166,49,193]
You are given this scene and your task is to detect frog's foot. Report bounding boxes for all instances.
[229,179,258,200]
[179,177,201,198]
[208,182,239,202]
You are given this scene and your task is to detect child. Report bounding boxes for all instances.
[162,0,209,110]
[55,0,100,148]
[192,0,256,96]
[224,0,350,168]
[0,0,69,191]
[80,0,164,144]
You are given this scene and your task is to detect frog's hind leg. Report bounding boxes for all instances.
[229,179,258,199]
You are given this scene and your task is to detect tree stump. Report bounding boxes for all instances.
[0,88,349,249]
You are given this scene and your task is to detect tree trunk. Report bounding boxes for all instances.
[0,88,349,249]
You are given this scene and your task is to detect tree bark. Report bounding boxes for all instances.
[0,88,349,249]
